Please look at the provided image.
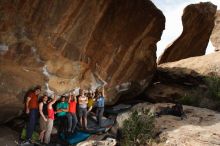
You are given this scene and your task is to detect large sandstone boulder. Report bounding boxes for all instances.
[0,0,165,123]
[116,103,220,146]
[158,2,217,64]
[0,60,45,123]
[210,10,220,52]
[159,52,220,77]
[146,52,220,109]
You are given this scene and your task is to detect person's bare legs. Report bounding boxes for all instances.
[83,109,88,129]
[80,117,83,128]
[39,130,45,142]
[84,117,87,129]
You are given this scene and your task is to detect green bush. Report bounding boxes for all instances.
[178,92,200,106]
[120,110,156,146]
[205,76,220,101]
[178,76,220,110]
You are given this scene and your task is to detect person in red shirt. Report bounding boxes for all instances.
[67,90,78,134]
[25,86,41,143]
[44,95,57,144]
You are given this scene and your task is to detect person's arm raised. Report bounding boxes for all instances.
[74,95,77,103]
[102,86,105,97]
[68,94,71,103]
[48,95,57,109]
[51,95,57,104]
[92,91,95,98]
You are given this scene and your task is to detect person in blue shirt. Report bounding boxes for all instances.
[95,87,105,127]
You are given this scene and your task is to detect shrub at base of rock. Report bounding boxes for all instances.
[147,52,220,111]
[205,76,220,102]
[120,110,157,146]
[177,75,220,111]
[116,103,220,146]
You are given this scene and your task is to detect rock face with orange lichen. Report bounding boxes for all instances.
[0,0,165,123]
[158,2,217,64]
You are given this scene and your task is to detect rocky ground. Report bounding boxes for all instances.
[0,126,19,146]
[2,102,220,146]
[0,1,220,146]
[146,52,220,110]
[116,103,220,146]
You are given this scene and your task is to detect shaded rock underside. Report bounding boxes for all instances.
[0,0,165,123]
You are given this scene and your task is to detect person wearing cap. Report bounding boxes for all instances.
[25,86,41,143]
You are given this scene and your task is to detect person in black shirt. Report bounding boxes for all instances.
[39,94,49,143]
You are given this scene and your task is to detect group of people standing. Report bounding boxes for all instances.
[24,86,105,144]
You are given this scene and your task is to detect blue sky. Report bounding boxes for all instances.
[152,0,220,58]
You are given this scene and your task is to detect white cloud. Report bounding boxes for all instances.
[152,0,220,59]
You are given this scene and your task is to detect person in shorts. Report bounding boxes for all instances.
[78,89,88,129]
